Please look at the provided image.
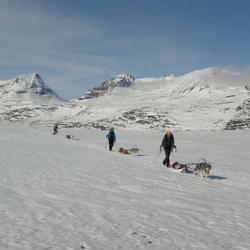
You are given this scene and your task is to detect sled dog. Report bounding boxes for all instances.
[130,148,139,155]
[193,163,211,179]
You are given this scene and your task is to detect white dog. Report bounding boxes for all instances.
[193,163,211,179]
[130,148,139,156]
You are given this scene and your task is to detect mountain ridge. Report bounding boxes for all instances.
[0,67,249,131]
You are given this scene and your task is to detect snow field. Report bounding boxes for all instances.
[0,124,249,249]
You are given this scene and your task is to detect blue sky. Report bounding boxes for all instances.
[1,0,250,100]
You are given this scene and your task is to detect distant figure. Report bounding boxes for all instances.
[66,134,74,139]
[161,131,175,167]
[53,123,59,135]
[106,127,116,151]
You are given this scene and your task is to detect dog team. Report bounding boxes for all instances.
[54,124,211,178]
[160,130,211,178]
[105,127,211,178]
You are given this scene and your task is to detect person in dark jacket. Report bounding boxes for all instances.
[161,131,175,167]
[106,128,116,151]
[53,123,59,135]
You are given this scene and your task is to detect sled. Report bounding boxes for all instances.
[66,134,74,139]
[170,166,189,173]
[118,148,128,154]
[170,162,189,173]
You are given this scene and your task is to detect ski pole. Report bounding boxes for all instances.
[105,140,108,148]
[153,146,163,163]
[153,151,162,163]
[114,141,120,149]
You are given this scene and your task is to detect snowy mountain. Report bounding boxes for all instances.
[0,68,249,131]
[0,73,65,103]
[0,73,67,123]
[73,67,250,131]
[78,73,136,99]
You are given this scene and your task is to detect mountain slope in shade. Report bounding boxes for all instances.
[0,73,65,104]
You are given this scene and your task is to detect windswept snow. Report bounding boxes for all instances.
[0,124,249,249]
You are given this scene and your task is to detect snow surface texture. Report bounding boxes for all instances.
[0,124,249,249]
[0,67,250,131]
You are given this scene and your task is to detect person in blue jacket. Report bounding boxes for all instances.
[106,127,116,151]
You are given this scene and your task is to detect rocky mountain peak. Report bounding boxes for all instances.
[79,73,135,100]
[0,73,64,103]
[14,73,54,95]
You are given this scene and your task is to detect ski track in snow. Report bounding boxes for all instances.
[0,124,250,250]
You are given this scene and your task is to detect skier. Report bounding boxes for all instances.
[53,123,59,135]
[161,131,175,167]
[106,127,116,151]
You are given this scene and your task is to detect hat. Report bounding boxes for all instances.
[110,127,114,131]
[166,131,172,136]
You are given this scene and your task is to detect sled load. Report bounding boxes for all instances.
[118,147,139,155]
[169,158,212,177]
[66,134,74,139]
[118,148,128,154]
[170,162,189,173]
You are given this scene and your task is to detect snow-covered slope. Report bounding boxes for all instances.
[72,67,250,131]
[0,73,68,123]
[0,67,249,131]
[1,124,250,249]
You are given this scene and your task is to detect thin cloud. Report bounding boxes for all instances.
[0,1,106,64]
[0,1,120,99]
[206,65,250,88]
